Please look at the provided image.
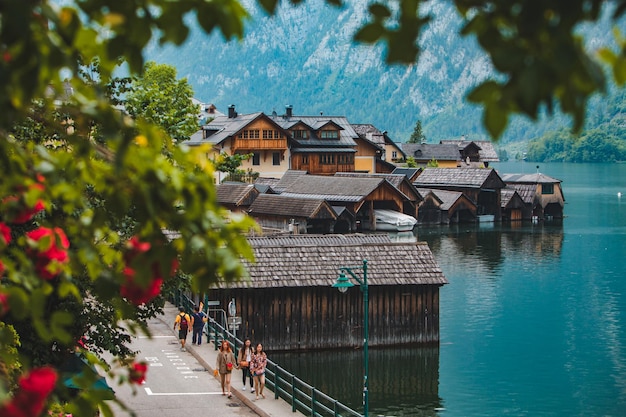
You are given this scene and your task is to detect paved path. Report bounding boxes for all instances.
[109,302,302,417]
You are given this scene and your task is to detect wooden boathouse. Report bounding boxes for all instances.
[207,234,448,351]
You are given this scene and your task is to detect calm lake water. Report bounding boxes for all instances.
[272,161,626,417]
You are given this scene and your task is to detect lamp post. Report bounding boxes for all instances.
[332,259,369,417]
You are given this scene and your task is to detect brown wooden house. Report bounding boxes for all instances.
[247,194,353,234]
[499,172,565,220]
[207,234,448,351]
[279,174,414,231]
[417,188,477,224]
[413,168,505,221]
[500,188,527,221]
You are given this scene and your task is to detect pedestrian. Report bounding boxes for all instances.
[216,340,236,398]
[173,306,191,351]
[237,338,254,392]
[249,343,267,400]
[191,305,207,346]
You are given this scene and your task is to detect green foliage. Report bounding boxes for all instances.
[526,127,626,162]
[408,120,426,143]
[426,157,438,167]
[213,152,253,176]
[124,62,200,142]
[405,156,418,167]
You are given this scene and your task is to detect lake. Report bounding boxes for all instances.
[271,161,626,417]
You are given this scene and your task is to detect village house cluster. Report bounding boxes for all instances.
[188,105,565,235]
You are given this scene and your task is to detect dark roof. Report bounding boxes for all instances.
[392,167,422,180]
[216,183,259,206]
[269,114,358,147]
[248,194,336,219]
[402,143,461,161]
[270,170,309,193]
[440,140,500,162]
[499,173,562,184]
[414,168,505,189]
[213,235,448,289]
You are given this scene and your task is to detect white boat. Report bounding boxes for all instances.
[374,209,417,232]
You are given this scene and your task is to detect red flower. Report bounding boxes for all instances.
[0,222,11,245]
[120,266,163,305]
[26,227,70,280]
[129,362,148,384]
[0,259,5,277]
[3,182,47,224]
[0,366,57,417]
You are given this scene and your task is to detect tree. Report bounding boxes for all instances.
[1,1,626,416]
[408,120,426,143]
[124,62,200,143]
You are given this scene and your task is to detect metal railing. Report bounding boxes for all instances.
[206,317,360,417]
[167,290,360,417]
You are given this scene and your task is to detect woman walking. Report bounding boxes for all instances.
[237,338,255,392]
[215,340,236,398]
[249,343,268,400]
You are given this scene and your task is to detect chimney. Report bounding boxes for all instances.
[228,104,237,118]
[286,105,293,118]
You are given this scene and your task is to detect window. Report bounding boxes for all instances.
[302,155,309,164]
[320,130,339,139]
[252,153,260,166]
[272,152,280,166]
[263,130,279,139]
[320,154,335,165]
[242,129,260,139]
[541,183,554,194]
[392,151,398,159]
[293,129,308,139]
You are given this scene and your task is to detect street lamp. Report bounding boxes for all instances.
[332,259,369,417]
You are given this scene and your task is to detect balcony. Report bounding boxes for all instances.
[232,138,287,151]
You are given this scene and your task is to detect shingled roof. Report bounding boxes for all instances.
[414,168,505,189]
[280,175,391,201]
[417,188,474,211]
[213,235,448,289]
[248,194,336,219]
[440,139,500,162]
[499,173,562,184]
[216,183,259,207]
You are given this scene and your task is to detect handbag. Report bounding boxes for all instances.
[240,360,249,367]
[226,362,233,370]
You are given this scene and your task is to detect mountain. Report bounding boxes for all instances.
[145,0,625,148]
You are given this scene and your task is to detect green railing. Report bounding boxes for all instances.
[206,314,360,417]
[167,290,360,416]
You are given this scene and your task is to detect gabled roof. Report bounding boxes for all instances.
[248,194,337,219]
[440,139,500,162]
[499,173,562,184]
[186,112,288,146]
[417,188,475,211]
[504,184,536,204]
[501,189,525,208]
[280,175,393,202]
[334,172,422,201]
[213,236,448,289]
[216,183,259,206]
[269,114,358,148]
[414,168,505,189]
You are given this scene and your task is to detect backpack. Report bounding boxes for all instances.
[179,313,189,331]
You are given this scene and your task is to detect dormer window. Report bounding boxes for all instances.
[293,129,308,139]
[320,130,339,139]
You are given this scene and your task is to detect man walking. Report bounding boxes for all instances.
[191,305,207,346]
[173,306,191,351]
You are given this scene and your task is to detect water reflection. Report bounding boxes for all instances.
[415,221,564,275]
[271,346,443,416]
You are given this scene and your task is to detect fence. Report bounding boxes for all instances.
[168,290,361,417]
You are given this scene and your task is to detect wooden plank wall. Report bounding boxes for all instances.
[209,285,442,351]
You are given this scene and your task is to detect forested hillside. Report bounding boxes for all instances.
[145,0,626,158]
